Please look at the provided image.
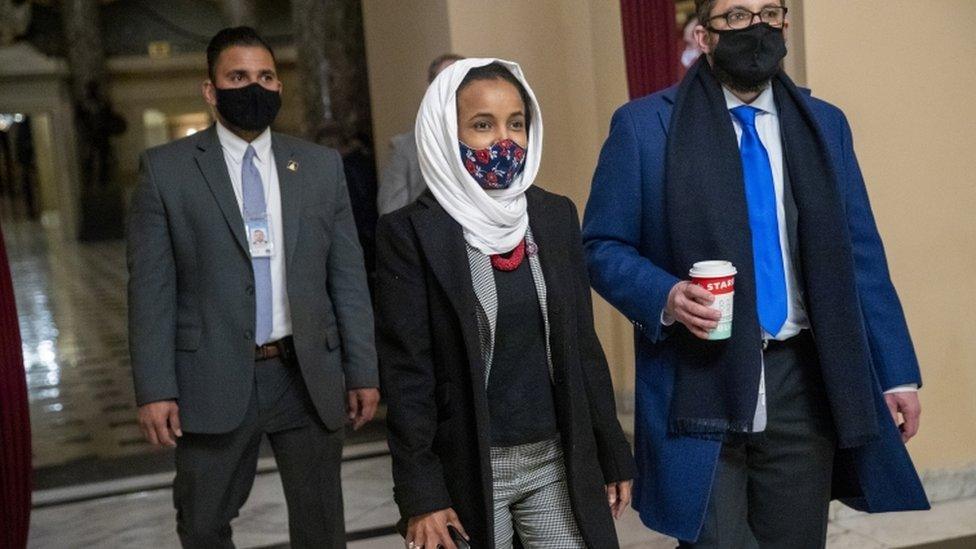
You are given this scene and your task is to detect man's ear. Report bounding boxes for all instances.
[202,80,217,108]
[694,24,714,55]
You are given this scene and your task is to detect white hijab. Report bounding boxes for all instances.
[415,58,544,256]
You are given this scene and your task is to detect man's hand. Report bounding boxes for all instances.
[347,388,380,430]
[884,391,921,443]
[406,508,468,549]
[666,281,722,339]
[138,400,182,447]
[606,480,633,519]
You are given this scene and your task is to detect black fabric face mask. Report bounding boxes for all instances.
[215,83,282,132]
[710,23,787,91]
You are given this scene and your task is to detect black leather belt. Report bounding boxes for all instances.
[255,336,296,362]
[763,329,813,353]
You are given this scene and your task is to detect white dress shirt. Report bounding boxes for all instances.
[216,122,293,341]
[723,86,809,341]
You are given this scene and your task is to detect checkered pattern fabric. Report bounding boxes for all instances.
[490,438,585,548]
[465,228,553,386]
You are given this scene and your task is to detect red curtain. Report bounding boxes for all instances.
[0,221,31,549]
[620,0,680,99]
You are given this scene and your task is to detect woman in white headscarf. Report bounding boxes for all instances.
[376,59,634,549]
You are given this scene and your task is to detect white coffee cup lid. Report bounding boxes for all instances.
[689,260,737,278]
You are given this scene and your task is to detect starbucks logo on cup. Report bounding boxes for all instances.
[689,261,737,341]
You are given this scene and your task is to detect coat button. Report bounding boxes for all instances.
[246,285,254,296]
[244,330,253,340]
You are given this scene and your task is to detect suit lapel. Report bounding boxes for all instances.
[527,191,568,373]
[411,197,478,320]
[658,86,678,136]
[194,126,248,255]
[272,135,302,269]
[410,197,487,382]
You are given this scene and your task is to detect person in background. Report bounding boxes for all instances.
[583,0,927,546]
[319,127,379,293]
[127,27,378,548]
[376,53,464,216]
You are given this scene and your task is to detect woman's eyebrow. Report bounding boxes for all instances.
[467,112,497,121]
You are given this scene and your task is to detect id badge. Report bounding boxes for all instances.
[246,216,273,258]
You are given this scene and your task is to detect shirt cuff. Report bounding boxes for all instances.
[661,309,676,326]
[883,384,919,394]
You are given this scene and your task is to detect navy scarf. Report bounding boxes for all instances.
[664,57,880,449]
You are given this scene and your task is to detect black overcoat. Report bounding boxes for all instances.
[376,187,635,547]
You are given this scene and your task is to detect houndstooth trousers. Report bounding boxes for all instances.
[490,438,586,548]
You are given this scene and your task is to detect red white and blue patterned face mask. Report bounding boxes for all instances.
[459,139,527,190]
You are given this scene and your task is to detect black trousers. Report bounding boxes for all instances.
[173,356,345,549]
[681,331,837,549]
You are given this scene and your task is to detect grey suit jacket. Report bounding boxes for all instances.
[377,131,426,215]
[127,125,377,434]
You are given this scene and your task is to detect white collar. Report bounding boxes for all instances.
[215,121,272,165]
[723,84,777,116]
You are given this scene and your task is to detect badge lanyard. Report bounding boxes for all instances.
[244,158,274,259]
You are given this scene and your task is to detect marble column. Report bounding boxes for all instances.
[291,0,333,142]
[290,0,372,145]
[60,0,105,103]
[61,0,123,239]
[221,0,257,27]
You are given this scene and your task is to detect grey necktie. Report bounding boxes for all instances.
[243,145,273,345]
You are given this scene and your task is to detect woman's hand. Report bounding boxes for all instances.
[406,508,468,549]
[606,480,633,519]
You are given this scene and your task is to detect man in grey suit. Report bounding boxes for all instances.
[127,27,379,548]
[376,53,463,215]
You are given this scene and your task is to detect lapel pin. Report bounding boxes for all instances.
[287,160,299,172]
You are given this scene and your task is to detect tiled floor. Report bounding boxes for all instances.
[28,447,670,549]
[29,444,976,548]
[4,221,146,471]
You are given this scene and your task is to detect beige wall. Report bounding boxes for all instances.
[802,0,976,471]
[362,0,452,171]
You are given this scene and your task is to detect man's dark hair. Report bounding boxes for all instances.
[427,53,465,84]
[206,26,276,81]
[457,62,533,132]
[695,0,785,27]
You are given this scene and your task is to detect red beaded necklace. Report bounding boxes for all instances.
[490,239,526,271]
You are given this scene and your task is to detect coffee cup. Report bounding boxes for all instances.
[689,261,737,341]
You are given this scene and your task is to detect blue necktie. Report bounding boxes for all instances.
[243,145,273,345]
[730,106,788,336]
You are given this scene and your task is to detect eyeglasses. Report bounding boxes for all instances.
[707,6,788,30]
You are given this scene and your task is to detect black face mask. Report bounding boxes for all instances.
[215,83,282,132]
[710,23,787,92]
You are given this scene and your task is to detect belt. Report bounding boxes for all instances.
[255,336,296,362]
[763,329,813,353]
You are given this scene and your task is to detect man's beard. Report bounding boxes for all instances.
[710,57,784,94]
